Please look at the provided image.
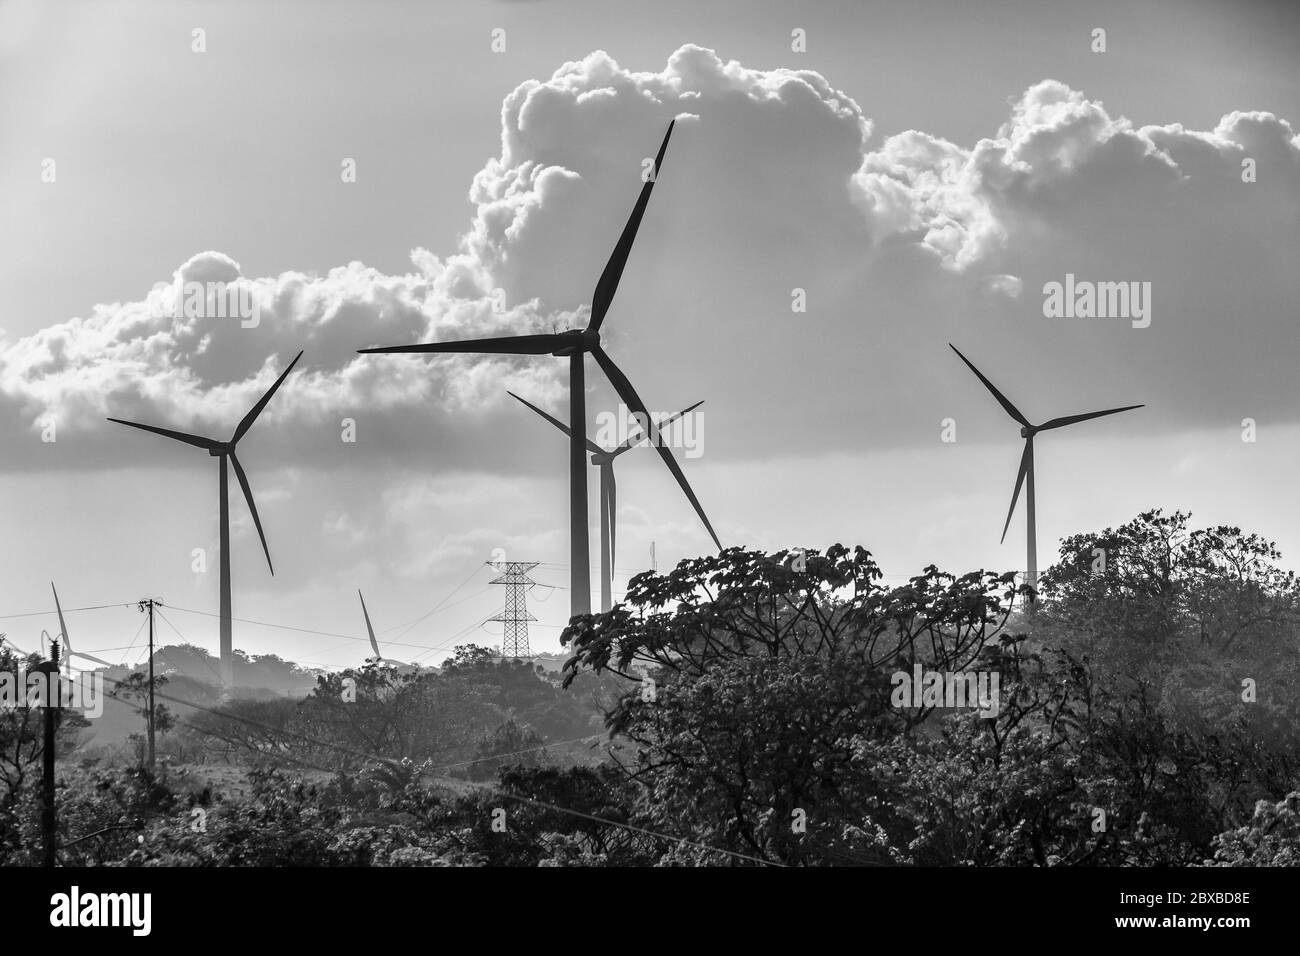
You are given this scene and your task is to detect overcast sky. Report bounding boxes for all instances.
[2,0,1297,671]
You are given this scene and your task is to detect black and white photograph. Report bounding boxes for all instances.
[0,0,1296,936]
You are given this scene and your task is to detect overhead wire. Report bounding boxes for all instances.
[87,668,779,867]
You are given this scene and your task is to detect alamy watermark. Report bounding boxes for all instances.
[0,665,104,718]
[149,276,261,328]
[594,405,704,458]
[50,886,151,936]
[1042,273,1151,328]
[890,664,1000,718]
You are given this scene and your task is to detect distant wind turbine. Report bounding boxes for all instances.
[51,582,73,680]
[949,344,1143,602]
[49,582,114,673]
[107,351,303,686]
[360,121,719,620]
[357,590,406,667]
[509,391,703,611]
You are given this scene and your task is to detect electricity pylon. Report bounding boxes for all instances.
[488,562,538,660]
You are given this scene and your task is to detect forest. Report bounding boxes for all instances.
[1,509,1296,867]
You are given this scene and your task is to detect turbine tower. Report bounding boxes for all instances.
[359,122,720,622]
[949,344,1143,602]
[488,561,538,660]
[108,351,303,687]
[508,391,703,611]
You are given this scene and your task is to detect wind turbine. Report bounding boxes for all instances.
[51,582,73,680]
[359,121,720,620]
[107,351,303,687]
[949,344,1143,602]
[49,583,114,676]
[508,391,703,611]
[357,590,407,667]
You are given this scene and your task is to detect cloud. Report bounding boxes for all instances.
[3,52,1298,473]
[0,44,872,469]
[853,79,1300,275]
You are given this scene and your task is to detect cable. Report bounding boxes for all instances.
[0,603,136,621]
[411,617,488,664]
[164,589,493,653]
[86,669,779,867]
[115,617,149,668]
[383,564,488,641]
[155,608,225,686]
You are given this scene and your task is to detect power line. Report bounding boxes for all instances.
[382,564,488,641]
[0,603,136,621]
[164,591,491,653]
[116,617,149,669]
[87,669,779,867]
[155,608,225,687]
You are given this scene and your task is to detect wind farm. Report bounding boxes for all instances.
[3,0,1297,886]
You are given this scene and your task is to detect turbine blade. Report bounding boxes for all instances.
[359,334,562,355]
[107,418,220,451]
[233,350,303,443]
[508,391,602,454]
[70,650,114,667]
[1001,439,1033,544]
[1038,404,1144,431]
[949,344,1030,428]
[591,345,721,551]
[611,399,704,457]
[588,121,675,333]
[229,452,273,575]
[359,590,382,660]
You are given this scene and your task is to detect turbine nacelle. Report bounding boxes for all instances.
[550,328,600,357]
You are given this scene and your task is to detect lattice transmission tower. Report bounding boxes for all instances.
[487,561,539,659]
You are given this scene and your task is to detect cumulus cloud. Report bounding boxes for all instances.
[854,79,1300,274]
[3,50,1298,471]
[0,44,872,465]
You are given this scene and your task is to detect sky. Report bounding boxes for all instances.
[1,0,1298,672]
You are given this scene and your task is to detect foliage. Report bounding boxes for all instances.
[4,514,1299,867]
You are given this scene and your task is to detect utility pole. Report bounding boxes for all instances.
[41,636,59,868]
[137,599,160,770]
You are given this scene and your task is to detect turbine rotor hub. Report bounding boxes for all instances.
[551,329,589,357]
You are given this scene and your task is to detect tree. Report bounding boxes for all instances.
[560,546,1022,864]
[109,671,176,766]
[0,643,89,804]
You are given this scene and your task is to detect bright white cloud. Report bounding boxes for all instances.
[2,52,1297,469]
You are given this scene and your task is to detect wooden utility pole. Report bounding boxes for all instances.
[41,637,59,867]
[138,599,159,770]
